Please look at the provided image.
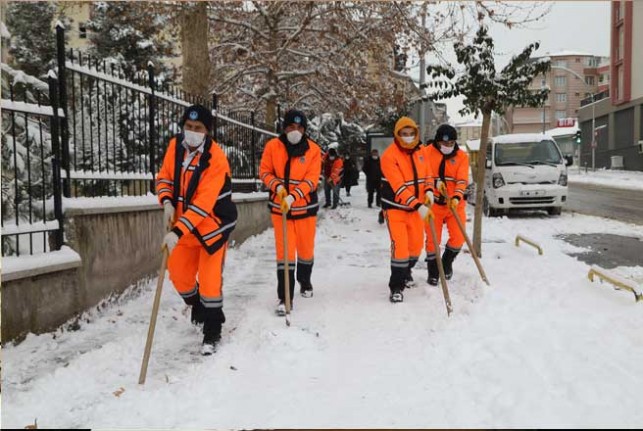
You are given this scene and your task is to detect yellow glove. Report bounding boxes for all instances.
[281,195,295,213]
[449,196,460,210]
[276,185,288,201]
[438,181,448,197]
[417,204,433,223]
[424,192,434,207]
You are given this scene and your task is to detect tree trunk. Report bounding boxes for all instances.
[180,2,210,101]
[472,110,492,257]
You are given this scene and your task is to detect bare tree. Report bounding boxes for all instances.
[179,2,211,101]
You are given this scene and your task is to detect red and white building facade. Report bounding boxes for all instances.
[578,0,643,171]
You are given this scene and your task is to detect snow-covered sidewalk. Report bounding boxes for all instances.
[568,167,643,191]
[2,186,643,428]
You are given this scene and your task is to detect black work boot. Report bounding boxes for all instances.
[442,248,460,280]
[427,257,439,286]
[389,288,404,303]
[300,281,314,298]
[183,290,205,325]
[201,309,225,356]
[191,301,206,325]
[202,321,222,356]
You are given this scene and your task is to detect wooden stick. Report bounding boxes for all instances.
[282,209,291,326]
[139,247,169,385]
[427,214,453,316]
[450,205,490,286]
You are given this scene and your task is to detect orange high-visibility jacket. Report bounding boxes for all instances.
[423,142,469,203]
[260,135,322,219]
[322,153,344,185]
[156,135,237,254]
[380,141,434,211]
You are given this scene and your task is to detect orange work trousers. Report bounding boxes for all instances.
[167,232,227,310]
[425,202,466,254]
[271,214,316,301]
[384,208,423,290]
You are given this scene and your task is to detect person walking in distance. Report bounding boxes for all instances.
[422,124,469,285]
[260,109,322,313]
[156,104,238,355]
[362,148,382,208]
[380,117,434,303]
[342,151,359,197]
[322,147,344,209]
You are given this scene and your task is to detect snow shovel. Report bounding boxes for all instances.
[426,212,453,316]
[139,245,169,385]
[282,207,292,327]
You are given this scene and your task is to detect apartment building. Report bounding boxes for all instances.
[509,52,608,134]
[577,0,643,171]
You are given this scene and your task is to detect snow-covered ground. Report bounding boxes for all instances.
[2,186,643,428]
[568,167,643,191]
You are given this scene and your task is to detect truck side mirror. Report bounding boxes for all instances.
[564,155,573,166]
[485,159,492,169]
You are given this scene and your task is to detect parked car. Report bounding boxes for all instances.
[483,133,573,216]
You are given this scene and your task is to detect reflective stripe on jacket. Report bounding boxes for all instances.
[259,136,322,220]
[423,143,469,203]
[156,135,237,254]
[380,141,434,211]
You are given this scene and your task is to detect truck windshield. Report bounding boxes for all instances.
[495,140,563,166]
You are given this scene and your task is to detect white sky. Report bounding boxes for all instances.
[410,1,612,123]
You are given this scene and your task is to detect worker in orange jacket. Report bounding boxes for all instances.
[380,117,434,303]
[156,104,237,356]
[260,109,322,314]
[322,146,344,209]
[423,124,469,285]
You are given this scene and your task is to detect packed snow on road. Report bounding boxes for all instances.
[3,186,642,429]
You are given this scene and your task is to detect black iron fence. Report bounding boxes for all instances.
[1,23,278,257]
[1,75,65,257]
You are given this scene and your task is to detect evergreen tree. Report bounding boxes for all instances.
[6,2,58,78]
[426,25,550,256]
[86,2,175,80]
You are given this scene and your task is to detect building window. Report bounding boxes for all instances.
[79,22,87,39]
[556,93,567,103]
[553,60,568,68]
[555,110,567,120]
[585,76,595,86]
[554,76,567,87]
[618,28,624,61]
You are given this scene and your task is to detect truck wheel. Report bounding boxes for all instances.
[547,206,562,216]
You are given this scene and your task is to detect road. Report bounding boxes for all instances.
[566,182,643,225]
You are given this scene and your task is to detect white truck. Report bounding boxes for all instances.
[483,133,573,216]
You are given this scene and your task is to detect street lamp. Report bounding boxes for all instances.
[550,64,597,170]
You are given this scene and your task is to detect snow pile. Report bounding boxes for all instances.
[569,168,643,191]
[2,187,642,428]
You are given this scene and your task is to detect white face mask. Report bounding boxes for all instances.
[372,155,378,160]
[286,130,303,144]
[440,145,455,155]
[184,130,205,148]
[329,156,336,161]
[401,136,416,145]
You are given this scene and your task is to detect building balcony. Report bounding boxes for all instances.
[580,89,609,107]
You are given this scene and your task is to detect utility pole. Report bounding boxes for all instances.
[419,9,427,143]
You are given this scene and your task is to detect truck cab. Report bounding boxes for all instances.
[484,133,572,216]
